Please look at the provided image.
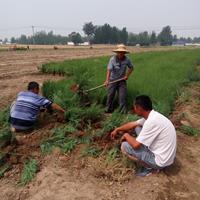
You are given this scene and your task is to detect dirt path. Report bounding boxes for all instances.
[1,46,200,200]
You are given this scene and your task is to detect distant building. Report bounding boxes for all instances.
[78,42,90,46]
[172,41,185,46]
[185,43,200,46]
[67,42,74,46]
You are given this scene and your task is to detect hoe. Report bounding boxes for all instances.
[70,78,125,95]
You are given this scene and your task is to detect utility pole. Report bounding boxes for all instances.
[31,26,35,44]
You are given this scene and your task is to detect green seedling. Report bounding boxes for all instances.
[20,159,38,185]
[180,125,200,136]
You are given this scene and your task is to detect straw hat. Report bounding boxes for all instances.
[113,44,129,54]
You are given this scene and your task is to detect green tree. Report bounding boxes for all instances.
[119,27,128,44]
[173,34,178,42]
[128,33,139,45]
[83,22,95,41]
[10,37,16,44]
[138,31,150,46]
[150,31,157,45]
[69,32,82,45]
[158,26,173,46]
[3,38,8,44]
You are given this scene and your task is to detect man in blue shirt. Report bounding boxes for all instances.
[10,81,65,132]
[104,44,133,113]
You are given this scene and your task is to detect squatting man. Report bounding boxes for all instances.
[111,95,177,177]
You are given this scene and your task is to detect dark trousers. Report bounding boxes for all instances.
[106,80,127,113]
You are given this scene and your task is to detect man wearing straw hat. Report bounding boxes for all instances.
[104,44,133,113]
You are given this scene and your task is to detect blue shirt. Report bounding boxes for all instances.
[10,91,52,122]
[107,55,133,81]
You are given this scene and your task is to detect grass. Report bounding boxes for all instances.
[41,49,200,116]
[81,146,102,157]
[20,159,38,185]
[106,146,120,162]
[180,125,200,136]
[0,108,12,148]
[38,49,200,160]
[40,125,79,154]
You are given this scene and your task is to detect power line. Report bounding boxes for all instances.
[0,25,200,33]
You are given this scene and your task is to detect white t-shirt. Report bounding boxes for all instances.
[136,110,177,167]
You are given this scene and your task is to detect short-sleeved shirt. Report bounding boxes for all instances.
[107,55,133,81]
[136,110,177,167]
[10,91,52,122]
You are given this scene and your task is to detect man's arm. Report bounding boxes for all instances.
[104,69,111,87]
[111,121,139,139]
[121,133,141,149]
[124,68,133,80]
[51,103,65,113]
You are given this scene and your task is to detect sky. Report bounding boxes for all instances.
[0,0,200,40]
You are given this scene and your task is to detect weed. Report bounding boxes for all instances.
[81,104,103,123]
[0,126,12,148]
[81,146,102,157]
[20,159,38,185]
[106,146,120,162]
[187,67,200,82]
[180,125,199,136]
[61,137,78,153]
[0,164,10,178]
[41,125,79,154]
[40,142,53,154]
[0,108,10,127]
[0,152,7,166]
[178,90,191,103]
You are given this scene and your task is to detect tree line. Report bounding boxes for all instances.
[5,22,200,46]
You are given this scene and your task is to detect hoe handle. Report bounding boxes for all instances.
[85,78,125,93]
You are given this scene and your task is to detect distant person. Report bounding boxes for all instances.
[104,44,133,113]
[111,95,177,177]
[10,81,65,132]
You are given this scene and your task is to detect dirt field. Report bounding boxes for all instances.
[0,45,200,200]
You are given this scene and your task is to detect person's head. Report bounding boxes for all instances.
[27,81,39,94]
[133,95,153,116]
[113,44,129,60]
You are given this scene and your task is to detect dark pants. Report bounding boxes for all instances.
[106,80,127,113]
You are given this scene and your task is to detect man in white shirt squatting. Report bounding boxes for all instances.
[111,95,177,177]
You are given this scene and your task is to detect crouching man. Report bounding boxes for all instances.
[111,95,177,177]
[10,81,65,132]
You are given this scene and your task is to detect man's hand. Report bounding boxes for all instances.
[111,129,118,140]
[56,113,65,122]
[123,75,128,80]
[120,133,129,143]
[104,80,109,87]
